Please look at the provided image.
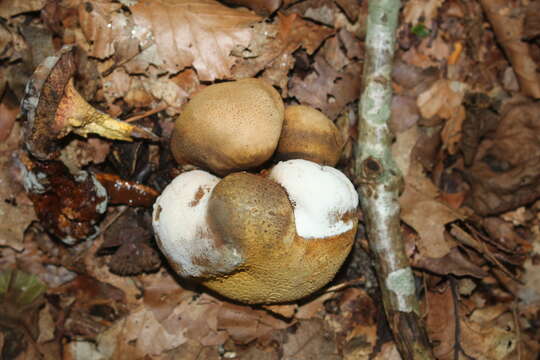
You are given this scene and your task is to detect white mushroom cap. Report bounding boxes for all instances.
[268,159,358,239]
[152,170,242,277]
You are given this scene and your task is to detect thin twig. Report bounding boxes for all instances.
[123,103,168,123]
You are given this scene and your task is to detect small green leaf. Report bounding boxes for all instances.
[0,269,12,295]
[412,23,431,38]
[0,269,47,306]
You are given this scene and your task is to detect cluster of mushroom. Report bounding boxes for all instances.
[153,79,359,304]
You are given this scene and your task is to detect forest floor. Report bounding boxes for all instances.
[1,0,540,359]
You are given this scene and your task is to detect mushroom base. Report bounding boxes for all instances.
[201,224,357,304]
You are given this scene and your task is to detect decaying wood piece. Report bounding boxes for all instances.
[354,1,433,359]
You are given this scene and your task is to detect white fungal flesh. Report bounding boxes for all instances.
[152,170,240,277]
[268,159,358,239]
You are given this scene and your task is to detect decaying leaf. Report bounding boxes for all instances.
[289,54,362,119]
[479,0,540,98]
[232,12,334,92]
[51,275,128,339]
[426,280,518,360]
[413,247,487,278]
[99,208,161,275]
[417,79,467,154]
[217,302,289,344]
[0,0,45,19]
[466,101,540,215]
[519,228,540,305]
[425,282,456,359]
[282,319,340,360]
[395,126,464,258]
[0,269,47,359]
[130,0,261,80]
[78,0,124,59]
[0,124,36,251]
[284,0,341,27]
[403,0,444,26]
[222,0,281,16]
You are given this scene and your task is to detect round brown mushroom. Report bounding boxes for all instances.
[275,105,344,166]
[170,78,284,176]
[152,159,359,304]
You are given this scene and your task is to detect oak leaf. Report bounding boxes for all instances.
[131,0,261,80]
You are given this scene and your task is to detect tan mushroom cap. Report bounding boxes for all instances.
[275,105,344,166]
[171,78,284,176]
[203,172,356,304]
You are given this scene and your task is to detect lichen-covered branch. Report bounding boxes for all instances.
[354,1,433,359]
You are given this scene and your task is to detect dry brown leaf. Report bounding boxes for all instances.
[524,1,540,39]
[338,29,363,59]
[466,101,540,215]
[0,0,45,18]
[74,284,227,358]
[285,0,340,26]
[0,23,15,61]
[131,0,261,80]
[334,0,362,22]
[78,0,125,59]
[425,283,456,359]
[460,309,517,360]
[232,12,334,91]
[400,183,460,258]
[426,278,518,360]
[403,0,444,26]
[282,319,340,360]
[222,0,281,15]
[295,292,335,319]
[289,55,362,120]
[0,123,36,251]
[519,228,540,305]
[0,87,18,142]
[394,126,463,258]
[414,246,487,278]
[81,304,189,358]
[389,95,420,134]
[102,68,131,103]
[263,304,297,318]
[401,46,440,68]
[480,0,540,98]
[416,33,451,63]
[417,79,466,154]
[217,303,289,344]
[372,342,401,360]
[167,339,221,360]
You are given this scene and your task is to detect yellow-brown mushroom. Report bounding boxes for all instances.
[275,105,344,166]
[21,45,158,161]
[152,159,358,304]
[170,78,284,176]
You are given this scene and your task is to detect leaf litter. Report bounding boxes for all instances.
[1,0,540,359]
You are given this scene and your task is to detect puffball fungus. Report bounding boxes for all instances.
[170,78,285,176]
[152,159,358,304]
[275,105,344,166]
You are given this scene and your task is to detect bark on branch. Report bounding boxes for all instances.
[354,1,433,359]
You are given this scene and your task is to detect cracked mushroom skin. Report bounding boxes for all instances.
[152,159,358,304]
[170,78,285,176]
[275,105,344,166]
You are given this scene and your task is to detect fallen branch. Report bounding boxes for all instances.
[355,1,433,359]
